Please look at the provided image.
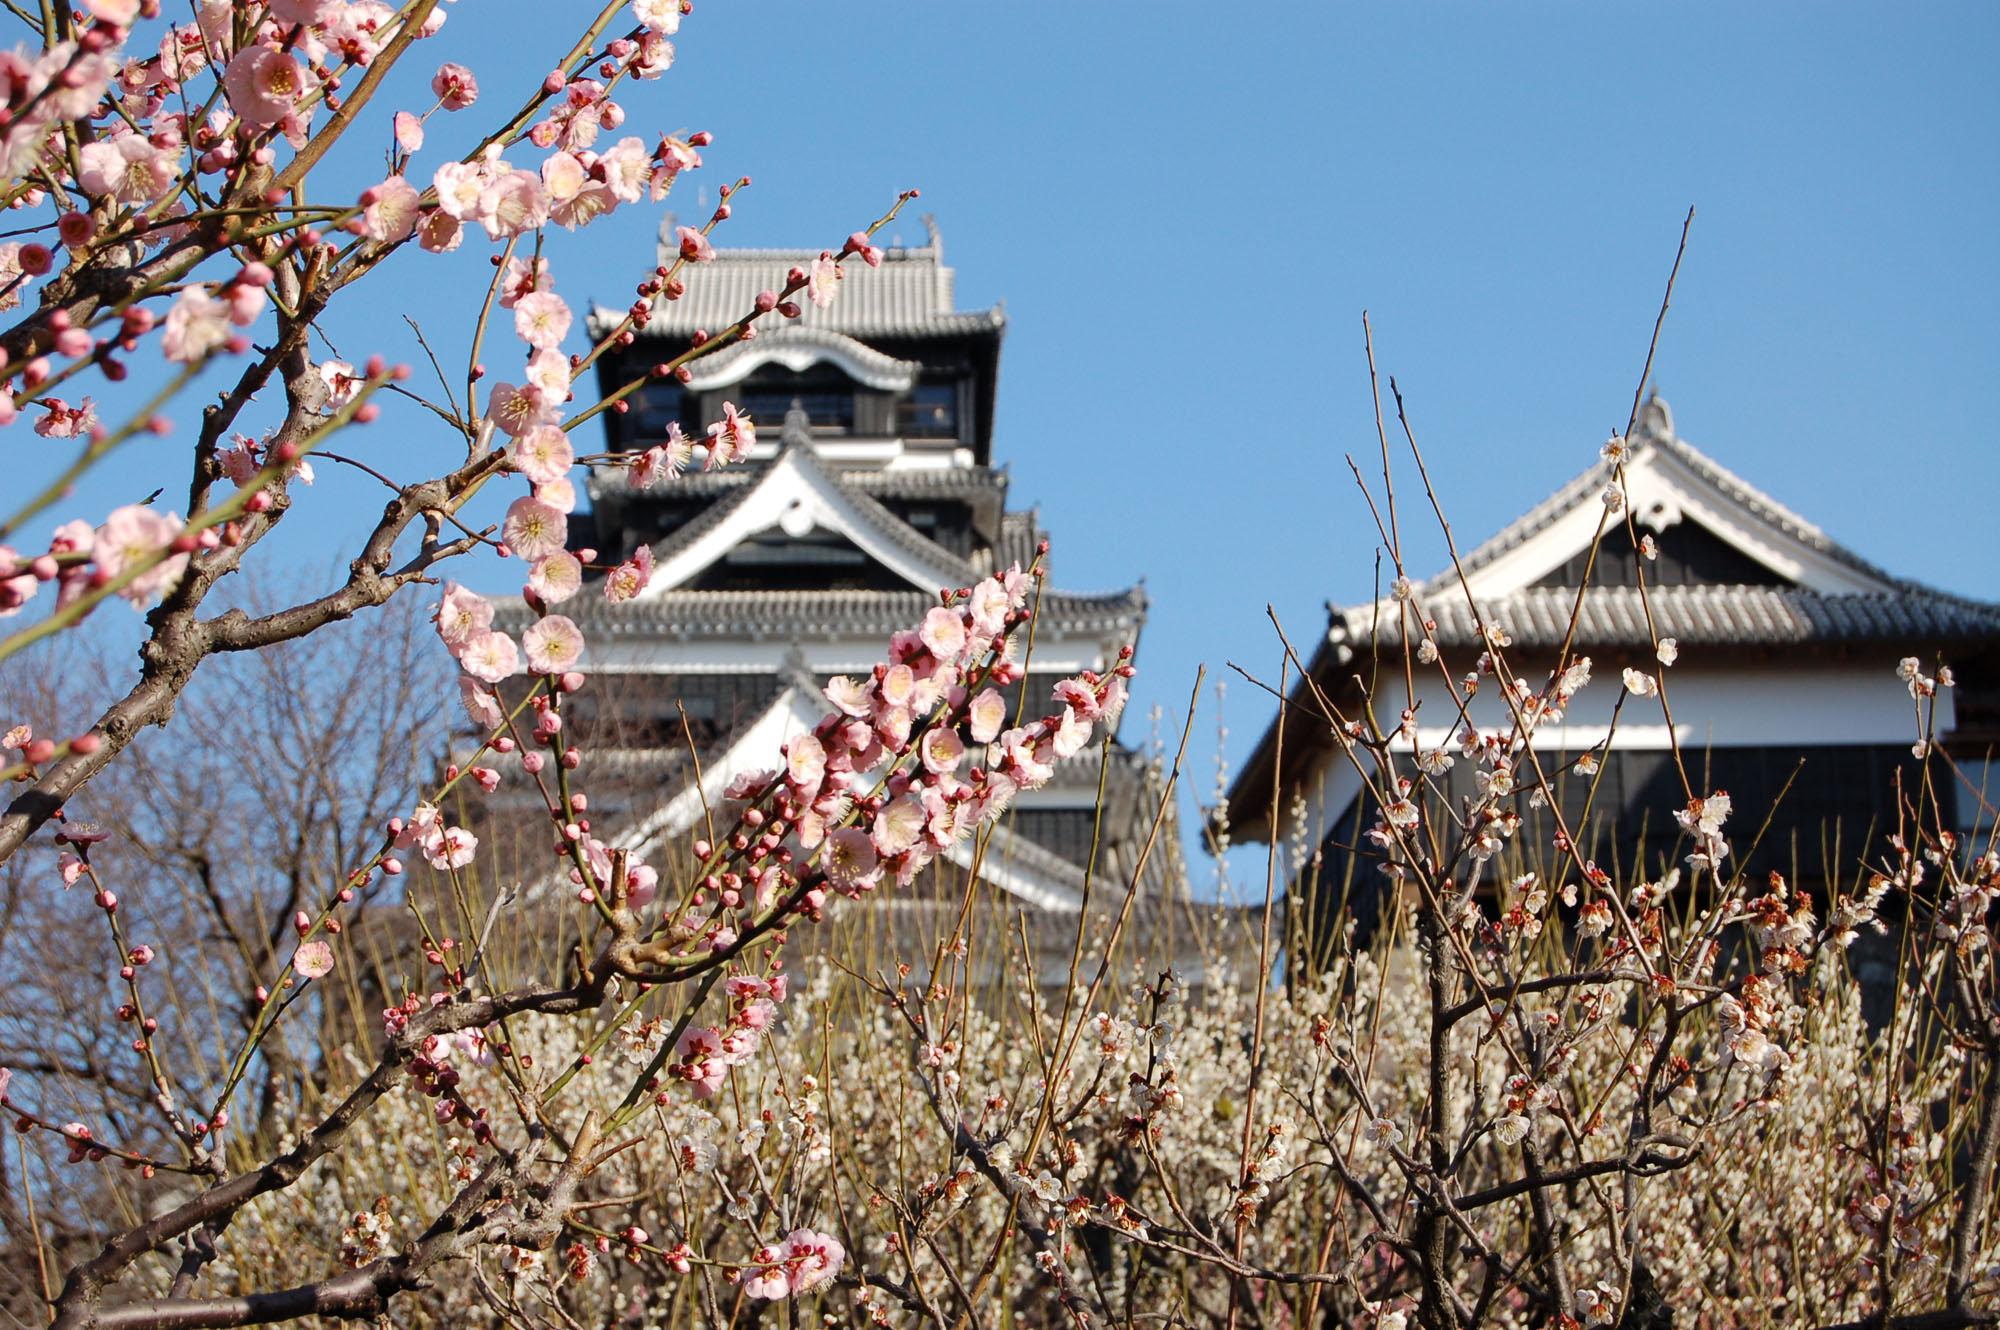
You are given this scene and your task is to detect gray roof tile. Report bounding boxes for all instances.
[1348,584,2000,652]
[603,233,1004,340]
[541,586,1147,640]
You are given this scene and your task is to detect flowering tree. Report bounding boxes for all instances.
[0,0,1149,1324]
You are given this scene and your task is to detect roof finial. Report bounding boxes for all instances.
[922,213,941,260]
[1638,389,1674,442]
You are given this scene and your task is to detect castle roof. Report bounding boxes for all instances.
[1224,397,2000,839]
[592,220,1006,342]
[550,585,1148,642]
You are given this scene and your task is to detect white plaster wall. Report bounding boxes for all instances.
[1273,661,1948,850]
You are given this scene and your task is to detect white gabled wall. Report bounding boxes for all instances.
[1280,661,1945,852]
[639,447,972,598]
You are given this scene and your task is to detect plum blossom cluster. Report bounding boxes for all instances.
[733,563,1131,906]
[0,505,198,620]
[0,0,705,648]
[739,1227,845,1301]
[667,973,786,1099]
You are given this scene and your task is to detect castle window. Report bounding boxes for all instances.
[624,384,684,446]
[732,367,856,433]
[899,382,960,439]
[738,388,855,432]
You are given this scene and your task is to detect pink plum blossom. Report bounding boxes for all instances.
[527,552,582,604]
[1053,677,1102,723]
[161,288,231,363]
[615,31,668,79]
[633,0,682,34]
[77,134,173,204]
[742,1261,788,1301]
[714,401,757,463]
[601,137,650,203]
[0,548,37,616]
[675,224,713,262]
[533,476,576,513]
[222,46,310,130]
[417,210,462,253]
[631,427,693,485]
[782,1229,845,1295]
[477,170,548,238]
[651,137,699,197]
[785,733,826,791]
[521,615,585,674]
[673,1027,727,1098]
[459,678,505,730]
[498,255,549,308]
[435,583,493,648]
[823,675,870,717]
[270,0,340,23]
[967,577,1010,637]
[544,166,615,231]
[94,505,189,606]
[806,251,839,308]
[512,291,572,350]
[1051,705,1094,759]
[603,546,654,601]
[424,825,478,871]
[502,496,567,560]
[919,605,967,663]
[393,111,424,153]
[318,360,364,410]
[722,769,777,801]
[486,382,557,437]
[432,160,488,219]
[35,398,96,439]
[920,726,965,775]
[525,348,570,397]
[459,630,520,683]
[292,940,334,979]
[873,794,926,857]
[431,62,478,109]
[822,826,879,895]
[360,175,422,242]
[511,425,574,485]
[968,688,1007,744]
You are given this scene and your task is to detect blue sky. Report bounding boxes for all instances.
[20,2,1998,896]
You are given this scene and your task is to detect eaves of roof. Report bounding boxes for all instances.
[1365,584,2000,653]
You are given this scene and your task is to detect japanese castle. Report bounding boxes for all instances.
[1228,396,2000,947]
[549,221,1163,915]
